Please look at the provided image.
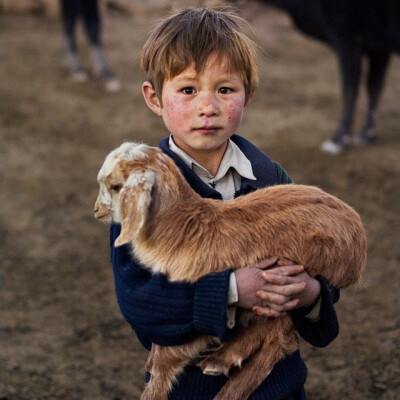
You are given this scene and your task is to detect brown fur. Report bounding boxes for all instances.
[94,142,367,400]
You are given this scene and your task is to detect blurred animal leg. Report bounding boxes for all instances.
[60,0,88,81]
[82,0,121,91]
[356,51,390,145]
[321,45,362,154]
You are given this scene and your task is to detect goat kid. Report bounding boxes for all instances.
[94,142,367,400]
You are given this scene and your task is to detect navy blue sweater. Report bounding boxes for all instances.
[109,135,340,399]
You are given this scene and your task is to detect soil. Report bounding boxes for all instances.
[1,1,399,399]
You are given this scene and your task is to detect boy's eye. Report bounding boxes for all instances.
[219,87,232,94]
[181,87,196,95]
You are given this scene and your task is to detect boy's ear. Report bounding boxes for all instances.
[244,89,255,109]
[142,81,162,117]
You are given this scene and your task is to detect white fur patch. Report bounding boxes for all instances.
[124,170,155,190]
[97,142,149,182]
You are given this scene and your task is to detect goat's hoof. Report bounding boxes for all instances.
[199,356,242,377]
[198,358,227,376]
[202,366,224,376]
[320,140,344,155]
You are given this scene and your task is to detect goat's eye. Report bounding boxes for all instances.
[110,184,122,192]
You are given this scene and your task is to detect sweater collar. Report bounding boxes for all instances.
[159,138,222,199]
[159,134,278,197]
[168,135,256,183]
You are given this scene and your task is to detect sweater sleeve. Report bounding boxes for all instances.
[273,161,293,184]
[110,223,231,350]
[291,276,340,347]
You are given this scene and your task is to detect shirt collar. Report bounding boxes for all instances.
[168,136,256,182]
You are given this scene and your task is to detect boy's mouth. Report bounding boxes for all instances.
[193,126,221,134]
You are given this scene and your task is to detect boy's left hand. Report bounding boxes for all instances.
[254,259,321,318]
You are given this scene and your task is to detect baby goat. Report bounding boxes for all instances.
[94,142,367,400]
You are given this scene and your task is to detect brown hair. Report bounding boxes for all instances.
[140,7,259,102]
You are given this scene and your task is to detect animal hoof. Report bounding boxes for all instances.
[199,359,231,377]
[202,366,223,376]
[199,355,242,377]
[320,140,344,155]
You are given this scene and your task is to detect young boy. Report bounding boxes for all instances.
[110,7,340,399]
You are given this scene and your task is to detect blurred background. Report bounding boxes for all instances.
[1,1,399,399]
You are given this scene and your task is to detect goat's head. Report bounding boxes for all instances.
[94,142,159,246]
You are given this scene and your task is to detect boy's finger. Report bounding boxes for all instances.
[257,281,306,299]
[256,290,289,306]
[253,257,279,269]
[253,306,283,318]
[267,264,304,276]
[253,297,300,316]
[277,259,296,266]
[261,271,291,285]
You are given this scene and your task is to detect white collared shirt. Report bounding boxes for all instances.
[168,136,256,200]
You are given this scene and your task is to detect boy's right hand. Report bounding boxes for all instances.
[234,258,305,317]
[234,257,278,310]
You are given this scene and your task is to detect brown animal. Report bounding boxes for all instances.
[94,142,367,400]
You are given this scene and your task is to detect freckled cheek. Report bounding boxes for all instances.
[163,101,192,131]
[165,101,189,117]
[225,103,245,126]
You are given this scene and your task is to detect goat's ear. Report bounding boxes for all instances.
[114,170,155,247]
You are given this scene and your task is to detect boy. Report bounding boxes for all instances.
[110,7,340,399]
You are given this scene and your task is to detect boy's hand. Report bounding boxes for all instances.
[254,259,321,318]
[234,259,321,318]
[234,257,279,310]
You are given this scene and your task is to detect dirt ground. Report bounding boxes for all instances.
[1,1,400,399]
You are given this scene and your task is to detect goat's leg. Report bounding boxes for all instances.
[355,51,390,145]
[141,344,182,400]
[141,336,218,400]
[144,345,155,373]
[213,319,298,400]
[198,318,271,377]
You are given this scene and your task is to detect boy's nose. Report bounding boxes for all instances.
[198,92,219,116]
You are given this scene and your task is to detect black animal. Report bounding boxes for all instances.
[60,0,120,91]
[256,0,400,153]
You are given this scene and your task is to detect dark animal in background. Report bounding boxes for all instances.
[256,0,400,154]
[60,0,120,92]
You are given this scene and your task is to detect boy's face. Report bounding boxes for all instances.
[143,55,252,163]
